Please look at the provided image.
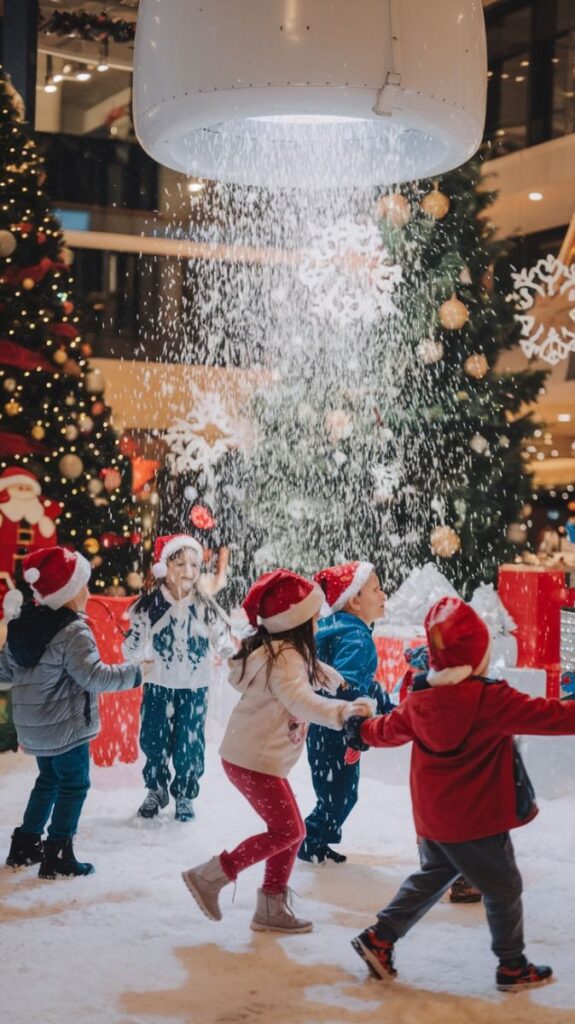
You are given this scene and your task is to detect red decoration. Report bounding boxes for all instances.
[91,401,105,416]
[0,256,65,289]
[0,339,54,374]
[119,434,139,457]
[86,596,141,766]
[14,222,33,235]
[190,505,216,530]
[62,301,74,315]
[498,566,575,698]
[37,232,47,244]
[0,430,48,456]
[131,456,159,494]
[100,532,127,549]
[52,323,79,341]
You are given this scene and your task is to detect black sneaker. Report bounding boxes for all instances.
[496,960,553,992]
[297,841,346,865]
[324,846,347,864]
[351,927,397,980]
[449,877,482,903]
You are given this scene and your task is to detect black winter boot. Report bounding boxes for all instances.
[6,828,43,868]
[38,838,95,879]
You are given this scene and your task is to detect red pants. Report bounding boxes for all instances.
[219,759,305,894]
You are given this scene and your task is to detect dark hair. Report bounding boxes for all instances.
[234,617,328,688]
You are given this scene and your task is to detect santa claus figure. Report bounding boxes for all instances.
[0,467,61,595]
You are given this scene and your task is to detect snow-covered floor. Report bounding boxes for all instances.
[3,735,575,1024]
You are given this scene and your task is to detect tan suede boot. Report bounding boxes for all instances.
[181,856,231,921]
[250,887,313,933]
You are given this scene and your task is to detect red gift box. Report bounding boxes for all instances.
[86,596,141,767]
[375,633,426,696]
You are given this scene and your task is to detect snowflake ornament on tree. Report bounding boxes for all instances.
[298,218,402,326]
[165,388,247,486]
[511,254,575,365]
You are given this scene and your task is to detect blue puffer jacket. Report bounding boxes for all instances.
[0,602,141,757]
[315,612,393,714]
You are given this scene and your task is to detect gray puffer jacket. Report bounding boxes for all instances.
[0,602,141,757]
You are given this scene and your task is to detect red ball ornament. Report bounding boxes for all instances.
[91,401,105,416]
[190,505,216,530]
[37,232,47,244]
[62,301,74,315]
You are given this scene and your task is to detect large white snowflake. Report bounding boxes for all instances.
[298,219,402,326]
[511,255,575,365]
[165,388,246,482]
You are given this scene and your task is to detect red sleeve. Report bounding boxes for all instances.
[490,684,575,736]
[360,703,415,747]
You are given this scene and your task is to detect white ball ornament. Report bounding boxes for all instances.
[87,477,104,496]
[126,571,143,590]
[469,433,489,455]
[78,414,94,434]
[417,338,444,364]
[59,454,84,479]
[63,424,79,441]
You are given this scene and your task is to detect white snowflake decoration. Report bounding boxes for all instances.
[165,388,246,483]
[511,255,575,365]
[298,219,402,326]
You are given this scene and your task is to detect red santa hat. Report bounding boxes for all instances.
[425,597,490,673]
[23,546,91,610]
[0,466,41,497]
[152,534,203,579]
[314,561,374,614]
[242,569,324,633]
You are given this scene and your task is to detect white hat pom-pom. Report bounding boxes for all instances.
[24,568,40,584]
[151,562,167,579]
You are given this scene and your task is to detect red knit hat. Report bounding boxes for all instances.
[23,546,91,610]
[425,597,490,672]
[152,534,203,579]
[242,570,324,633]
[314,561,374,614]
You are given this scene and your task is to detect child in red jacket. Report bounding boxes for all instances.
[344,596,575,992]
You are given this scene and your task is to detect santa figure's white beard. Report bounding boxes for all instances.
[1,495,46,525]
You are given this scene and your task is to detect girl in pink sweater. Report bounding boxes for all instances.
[182,569,373,934]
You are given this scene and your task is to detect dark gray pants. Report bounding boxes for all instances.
[375,833,524,963]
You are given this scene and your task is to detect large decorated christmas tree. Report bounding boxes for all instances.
[243,160,546,596]
[0,70,140,596]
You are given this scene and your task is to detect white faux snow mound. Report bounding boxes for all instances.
[2,740,575,1024]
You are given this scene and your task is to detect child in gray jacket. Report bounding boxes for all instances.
[1,546,143,879]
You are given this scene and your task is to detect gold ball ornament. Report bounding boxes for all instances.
[377,193,411,228]
[87,477,104,496]
[420,189,450,219]
[4,399,21,416]
[52,348,68,365]
[126,571,143,590]
[31,424,45,440]
[103,468,122,492]
[83,537,100,555]
[85,369,105,394]
[439,295,469,330]
[463,353,488,379]
[506,522,527,545]
[430,525,461,558]
[59,454,83,479]
[63,424,79,441]
[3,377,17,392]
[78,414,94,434]
[22,277,35,291]
[63,359,82,378]
[417,338,444,364]
[0,229,17,256]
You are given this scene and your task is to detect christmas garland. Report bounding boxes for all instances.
[41,10,136,44]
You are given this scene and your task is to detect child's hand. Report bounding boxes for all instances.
[140,660,155,680]
[343,696,376,720]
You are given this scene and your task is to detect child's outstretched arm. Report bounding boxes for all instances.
[344,703,415,750]
[65,619,142,693]
[329,627,392,714]
[203,597,238,659]
[271,648,374,730]
[122,605,151,663]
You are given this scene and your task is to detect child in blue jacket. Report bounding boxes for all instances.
[298,561,392,864]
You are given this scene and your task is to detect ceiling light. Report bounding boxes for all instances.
[515,75,526,82]
[520,60,530,67]
[529,191,543,201]
[75,68,92,82]
[501,73,510,80]
[187,180,205,193]
[133,0,488,189]
[52,73,64,83]
[44,81,57,94]
[558,413,572,422]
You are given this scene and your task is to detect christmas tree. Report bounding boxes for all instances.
[243,159,546,596]
[0,70,140,594]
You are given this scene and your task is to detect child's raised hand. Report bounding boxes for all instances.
[140,660,155,680]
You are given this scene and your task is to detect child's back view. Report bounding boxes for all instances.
[1,546,143,878]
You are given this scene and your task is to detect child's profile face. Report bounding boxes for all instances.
[165,548,201,598]
[349,571,386,625]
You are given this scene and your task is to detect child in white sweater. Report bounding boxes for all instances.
[181,569,373,933]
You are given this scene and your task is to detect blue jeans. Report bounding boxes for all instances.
[375,833,524,962]
[20,743,91,839]
[140,683,208,799]
[303,725,360,850]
